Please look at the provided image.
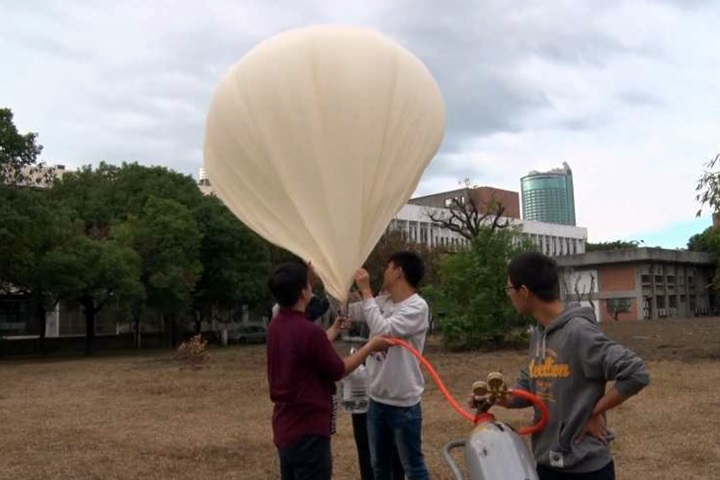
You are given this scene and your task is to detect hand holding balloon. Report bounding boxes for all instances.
[326,315,351,342]
[354,269,373,299]
[307,261,321,289]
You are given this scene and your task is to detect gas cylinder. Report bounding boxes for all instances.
[442,372,549,480]
[463,413,538,480]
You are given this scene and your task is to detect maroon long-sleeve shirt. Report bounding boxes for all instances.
[267,308,345,449]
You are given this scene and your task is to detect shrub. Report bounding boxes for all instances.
[176,334,209,369]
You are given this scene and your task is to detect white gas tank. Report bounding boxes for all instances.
[464,419,538,480]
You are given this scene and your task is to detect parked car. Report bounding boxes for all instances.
[229,325,267,344]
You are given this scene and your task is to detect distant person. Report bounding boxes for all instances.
[267,262,393,480]
[355,251,430,480]
[497,252,650,480]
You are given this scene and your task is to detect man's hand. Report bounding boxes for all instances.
[332,316,351,331]
[326,316,351,341]
[366,335,394,353]
[466,393,510,410]
[354,269,373,297]
[576,413,608,444]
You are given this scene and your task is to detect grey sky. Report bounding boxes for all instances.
[2,0,719,241]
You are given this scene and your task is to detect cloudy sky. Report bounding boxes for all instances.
[2,0,719,246]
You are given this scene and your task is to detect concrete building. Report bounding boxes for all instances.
[2,163,68,188]
[521,162,576,226]
[391,204,587,256]
[409,186,521,219]
[197,167,212,195]
[556,248,715,322]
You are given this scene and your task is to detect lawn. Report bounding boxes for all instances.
[1,318,720,479]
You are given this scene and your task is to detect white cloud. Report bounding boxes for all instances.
[1,0,719,242]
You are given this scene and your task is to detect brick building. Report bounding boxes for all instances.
[409,186,521,219]
[556,248,715,322]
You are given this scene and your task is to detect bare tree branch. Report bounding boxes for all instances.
[425,189,510,240]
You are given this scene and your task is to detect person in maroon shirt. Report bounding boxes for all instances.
[267,262,392,480]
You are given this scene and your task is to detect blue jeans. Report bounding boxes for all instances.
[367,400,429,480]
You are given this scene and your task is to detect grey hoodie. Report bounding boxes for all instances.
[509,304,650,473]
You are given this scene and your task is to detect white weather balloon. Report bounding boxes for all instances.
[204,25,445,302]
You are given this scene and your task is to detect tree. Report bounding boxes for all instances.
[688,227,720,253]
[131,197,202,347]
[687,227,720,292]
[0,186,73,351]
[192,195,270,333]
[586,240,640,252]
[692,155,720,293]
[425,181,509,241]
[560,268,597,313]
[49,162,205,350]
[0,107,46,185]
[43,234,143,355]
[606,298,632,321]
[425,226,534,350]
[695,153,720,217]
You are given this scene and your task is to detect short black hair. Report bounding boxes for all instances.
[388,251,425,289]
[507,251,560,302]
[268,262,308,308]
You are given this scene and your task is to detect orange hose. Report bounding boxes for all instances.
[387,337,476,423]
[509,388,549,436]
[387,337,548,436]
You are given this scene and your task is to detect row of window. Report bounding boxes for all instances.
[388,220,584,256]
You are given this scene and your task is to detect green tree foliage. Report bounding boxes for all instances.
[687,226,720,291]
[688,227,720,253]
[0,107,44,185]
[42,234,143,355]
[0,112,273,355]
[193,195,270,329]
[695,153,720,217]
[426,227,534,350]
[44,162,269,350]
[134,197,202,346]
[692,154,720,292]
[586,240,640,252]
[0,187,73,350]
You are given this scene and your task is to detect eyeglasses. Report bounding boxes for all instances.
[505,285,519,292]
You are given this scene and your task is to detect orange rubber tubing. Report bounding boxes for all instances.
[387,337,549,436]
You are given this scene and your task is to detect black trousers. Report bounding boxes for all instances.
[279,435,332,480]
[352,413,405,480]
[537,461,615,480]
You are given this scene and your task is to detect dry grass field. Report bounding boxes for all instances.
[1,317,720,479]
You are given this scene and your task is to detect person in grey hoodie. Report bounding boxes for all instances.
[501,252,650,480]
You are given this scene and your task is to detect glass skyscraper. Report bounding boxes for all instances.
[521,162,576,226]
